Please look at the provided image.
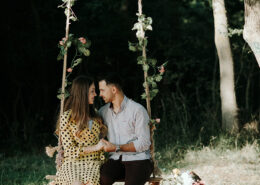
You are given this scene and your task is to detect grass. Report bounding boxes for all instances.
[0,153,56,185]
[158,134,260,185]
[1,134,259,185]
[179,142,260,185]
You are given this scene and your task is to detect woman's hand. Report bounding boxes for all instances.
[96,139,106,151]
[101,139,117,152]
[83,139,106,153]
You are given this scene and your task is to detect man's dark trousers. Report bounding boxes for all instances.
[100,156,153,185]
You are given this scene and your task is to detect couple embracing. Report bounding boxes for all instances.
[52,74,153,185]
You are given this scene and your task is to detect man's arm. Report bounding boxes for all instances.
[132,106,151,152]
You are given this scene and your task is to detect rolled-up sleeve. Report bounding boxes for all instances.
[133,106,151,152]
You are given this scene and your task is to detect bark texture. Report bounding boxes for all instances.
[243,0,260,67]
[212,0,239,132]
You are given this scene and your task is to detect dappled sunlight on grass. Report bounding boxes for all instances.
[162,141,260,185]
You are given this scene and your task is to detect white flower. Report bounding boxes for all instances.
[181,171,194,185]
[136,30,145,39]
[132,22,142,31]
[146,25,153,31]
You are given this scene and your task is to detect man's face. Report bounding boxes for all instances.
[99,80,114,103]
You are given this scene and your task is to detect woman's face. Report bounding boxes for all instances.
[88,83,97,104]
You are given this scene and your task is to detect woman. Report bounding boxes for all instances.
[52,76,106,185]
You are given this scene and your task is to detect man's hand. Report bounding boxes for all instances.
[101,139,117,152]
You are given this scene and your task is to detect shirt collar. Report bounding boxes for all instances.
[109,95,128,113]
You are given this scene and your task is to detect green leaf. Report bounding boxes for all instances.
[141,93,147,100]
[138,15,146,22]
[57,52,63,61]
[72,58,82,68]
[147,58,157,66]
[147,76,153,83]
[129,45,137,52]
[78,47,90,56]
[146,17,153,25]
[57,92,70,100]
[83,49,90,56]
[66,41,72,48]
[57,94,62,100]
[137,56,145,65]
[128,41,137,52]
[155,75,163,82]
[142,64,149,72]
[65,89,70,98]
[84,39,91,48]
[152,89,159,94]
[143,82,148,88]
[70,16,77,21]
[151,82,157,88]
[149,88,159,100]
[137,46,143,51]
[64,8,69,16]
[162,61,168,67]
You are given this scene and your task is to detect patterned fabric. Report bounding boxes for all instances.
[54,110,104,185]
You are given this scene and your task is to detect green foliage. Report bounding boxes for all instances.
[56,0,92,100]
[228,28,243,37]
[56,35,91,100]
[130,12,167,101]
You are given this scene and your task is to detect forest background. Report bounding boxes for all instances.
[1,0,259,184]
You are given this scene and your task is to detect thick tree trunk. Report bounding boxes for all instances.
[212,0,239,132]
[243,0,260,68]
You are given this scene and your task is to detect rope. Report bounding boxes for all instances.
[137,0,161,178]
[56,0,72,170]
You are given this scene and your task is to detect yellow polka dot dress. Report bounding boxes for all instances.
[54,110,104,185]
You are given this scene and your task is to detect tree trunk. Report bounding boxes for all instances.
[243,0,260,68]
[212,0,239,132]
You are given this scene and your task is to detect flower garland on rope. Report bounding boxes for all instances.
[129,0,167,178]
[45,0,91,179]
[57,34,91,100]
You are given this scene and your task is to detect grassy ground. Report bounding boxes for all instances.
[0,153,55,185]
[161,142,260,185]
[1,137,259,185]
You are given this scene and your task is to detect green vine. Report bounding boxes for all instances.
[129,13,167,101]
[129,8,167,139]
[56,0,91,100]
[57,35,91,99]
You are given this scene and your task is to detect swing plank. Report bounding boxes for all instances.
[115,177,163,184]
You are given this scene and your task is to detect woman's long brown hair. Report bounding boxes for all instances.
[56,76,99,133]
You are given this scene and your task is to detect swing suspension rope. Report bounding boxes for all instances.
[137,0,161,178]
[56,0,72,170]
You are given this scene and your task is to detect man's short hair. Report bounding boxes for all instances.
[98,74,123,92]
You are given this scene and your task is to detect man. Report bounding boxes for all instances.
[98,75,153,185]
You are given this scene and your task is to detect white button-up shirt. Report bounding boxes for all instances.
[99,96,151,161]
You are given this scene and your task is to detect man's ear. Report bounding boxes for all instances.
[111,86,117,94]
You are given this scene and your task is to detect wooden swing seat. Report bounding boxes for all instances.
[46,175,162,184]
[115,177,162,185]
